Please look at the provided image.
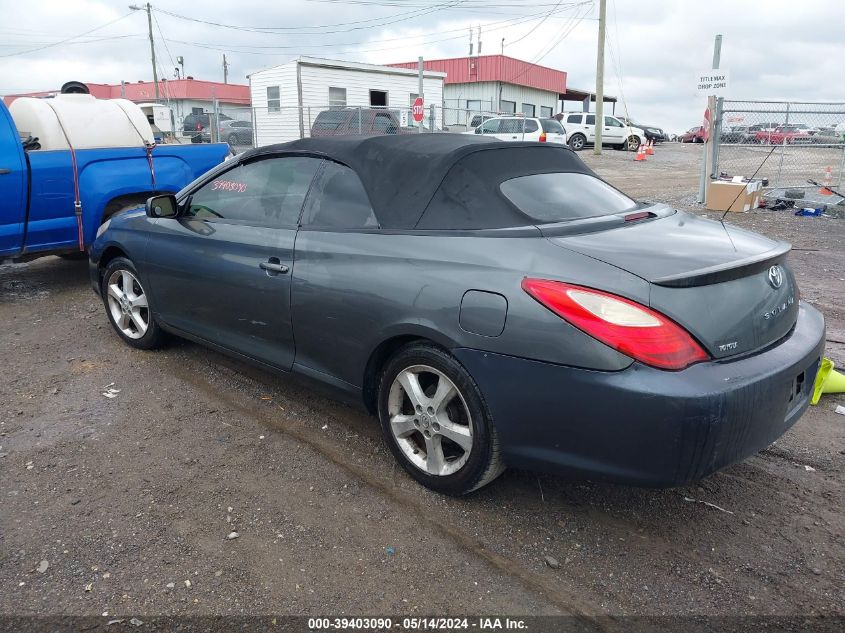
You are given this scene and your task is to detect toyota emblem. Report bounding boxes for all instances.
[767,265,784,289]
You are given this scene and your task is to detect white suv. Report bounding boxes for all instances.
[466,116,568,145]
[562,113,645,151]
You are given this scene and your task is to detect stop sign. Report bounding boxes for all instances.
[702,107,711,142]
[412,97,425,123]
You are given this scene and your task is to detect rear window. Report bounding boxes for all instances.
[313,110,349,131]
[540,119,564,133]
[500,172,636,222]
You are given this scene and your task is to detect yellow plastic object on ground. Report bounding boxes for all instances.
[811,357,845,405]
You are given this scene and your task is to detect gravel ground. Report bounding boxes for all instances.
[1,143,843,621]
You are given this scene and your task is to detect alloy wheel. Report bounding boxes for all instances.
[106,269,149,340]
[387,365,473,477]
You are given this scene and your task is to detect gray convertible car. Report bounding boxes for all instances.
[89,135,825,495]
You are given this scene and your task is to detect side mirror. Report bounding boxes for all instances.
[474,128,482,134]
[146,194,179,219]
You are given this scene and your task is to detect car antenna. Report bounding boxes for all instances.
[719,146,777,222]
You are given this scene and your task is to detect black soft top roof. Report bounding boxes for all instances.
[245,134,591,230]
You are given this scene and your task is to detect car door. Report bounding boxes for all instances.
[582,114,597,142]
[603,116,626,144]
[291,159,382,385]
[143,155,323,370]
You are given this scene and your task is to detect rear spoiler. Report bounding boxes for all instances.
[650,241,792,288]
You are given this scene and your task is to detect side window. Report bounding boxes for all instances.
[499,119,519,134]
[585,115,596,126]
[373,112,397,134]
[301,161,379,230]
[478,119,501,134]
[566,114,581,124]
[185,157,322,228]
[524,119,539,133]
[605,117,623,128]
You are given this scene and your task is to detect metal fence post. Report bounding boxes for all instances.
[775,102,790,187]
[711,97,724,178]
[212,96,219,143]
[252,107,257,147]
[307,106,311,138]
[358,107,362,135]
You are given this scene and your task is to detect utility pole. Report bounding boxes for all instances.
[593,0,606,155]
[223,54,229,84]
[130,3,158,100]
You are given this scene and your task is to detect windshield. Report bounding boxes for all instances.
[500,172,637,222]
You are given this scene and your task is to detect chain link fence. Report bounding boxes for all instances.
[713,99,845,193]
[191,102,504,153]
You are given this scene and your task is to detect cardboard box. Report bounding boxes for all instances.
[706,180,761,213]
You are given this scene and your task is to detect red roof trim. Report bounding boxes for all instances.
[387,55,566,95]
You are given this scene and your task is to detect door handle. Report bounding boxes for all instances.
[0,168,10,175]
[260,258,289,274]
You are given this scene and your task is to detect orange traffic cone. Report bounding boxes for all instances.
[819,166,834,195]
[635,142,646,161]
[646,139,654,155]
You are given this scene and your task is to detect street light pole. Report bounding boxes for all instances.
[130,3,159,100]
[593,0,607,155]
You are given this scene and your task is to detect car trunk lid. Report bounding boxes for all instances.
[543,210,798,359]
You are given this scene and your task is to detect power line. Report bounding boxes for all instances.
[161,5,586,57]
[154,0,467,36]
[0,12,135,58]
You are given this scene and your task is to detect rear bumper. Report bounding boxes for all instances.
[454,302,825,487]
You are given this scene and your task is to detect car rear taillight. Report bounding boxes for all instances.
[521,279,710,370]
[539,132,547,142]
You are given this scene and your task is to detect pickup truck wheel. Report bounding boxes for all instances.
[377,343,505,495]
[101,257,164,350]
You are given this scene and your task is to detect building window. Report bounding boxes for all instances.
[521,103,536,117]
[466,100,482,112]
[540,106,553,118]
[500,100,516,114]
[329,87,346,108]
[266,86,280,112]
[409,93,418,105]
[370,90,388,107]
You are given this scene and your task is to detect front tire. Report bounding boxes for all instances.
[101,257,164,350]
[377,343,504,495]
[626,135,641,151]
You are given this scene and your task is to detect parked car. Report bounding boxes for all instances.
[0,99,229,262]
[562,113,644,151]
[310,108,409,137]
[466,116,567,145]
[679,126,705,143]
[218,120,254,146]
[812,127,845,145]
[721,126,749,143]
[89,135,825,495]
[619,117,667,142]
[754,126,813,145]
[182,111,231,135]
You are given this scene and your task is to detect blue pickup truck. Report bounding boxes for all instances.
[0,99,229,261]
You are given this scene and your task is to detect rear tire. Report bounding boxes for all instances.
[377,343,504,495]
[101,257,165,350]
[568,133,586,151]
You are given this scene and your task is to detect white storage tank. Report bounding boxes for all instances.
[9,94,155,151]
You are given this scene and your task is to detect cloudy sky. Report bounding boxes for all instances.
[2,0,843,133]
